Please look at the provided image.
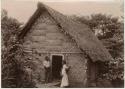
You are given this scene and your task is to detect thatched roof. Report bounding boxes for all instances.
[19,2,113,62]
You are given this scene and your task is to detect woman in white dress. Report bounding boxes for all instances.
[60,61,70,88]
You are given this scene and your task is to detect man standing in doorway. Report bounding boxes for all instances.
[43,56,51,83]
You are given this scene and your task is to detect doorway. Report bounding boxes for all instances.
[52,55,63,80]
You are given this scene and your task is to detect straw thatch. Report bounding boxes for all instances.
[19,2,113,62]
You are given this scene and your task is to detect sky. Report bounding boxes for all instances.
[1,0,124,23]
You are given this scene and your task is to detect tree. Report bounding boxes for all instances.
[1,9,35,88]
[75,14,121,39]
[1,9,7,20]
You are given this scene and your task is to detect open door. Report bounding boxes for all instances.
[52,55,63,80]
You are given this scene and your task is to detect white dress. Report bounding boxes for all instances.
[60,64,69,87]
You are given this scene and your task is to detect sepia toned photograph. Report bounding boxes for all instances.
[1,0,124,88]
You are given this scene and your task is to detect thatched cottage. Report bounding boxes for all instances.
[18,2,113,87]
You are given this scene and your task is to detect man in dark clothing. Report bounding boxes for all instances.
[43,56,51,83]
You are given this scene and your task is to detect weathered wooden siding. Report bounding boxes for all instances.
[23,11,88,87]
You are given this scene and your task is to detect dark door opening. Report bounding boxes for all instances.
[52,55,63,80]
